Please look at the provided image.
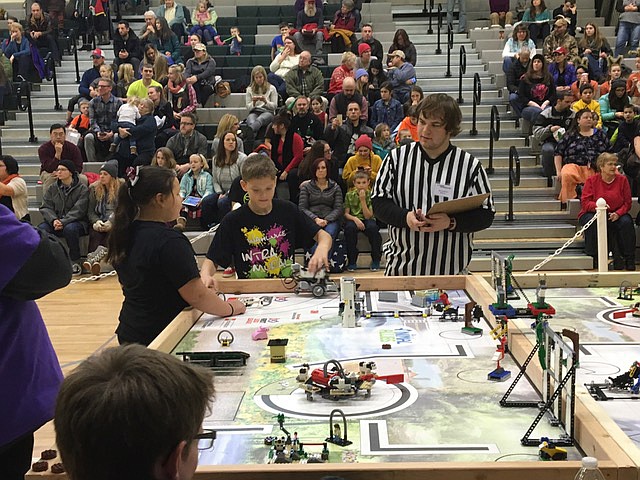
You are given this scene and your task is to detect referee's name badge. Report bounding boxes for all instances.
[433,183,453,198]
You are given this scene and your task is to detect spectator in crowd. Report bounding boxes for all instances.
[154,17,184,65]
[155,0,187,40]
[554,108,610,205]
[395,105,420,142]
[356,43,373,71]
[84,160,121,274]
[228,27,243,56]
[299,156,343,255]
[114,20,143,74]
[269,35,301,97]
[506,45,531,116]
[351,23,384,60]
[213,114,244,152]
[626,56,640,100]
[294,0,324,55]
[142,44,169,84]
[578,23,611,82]
[548,46,576,92]
[166,112,207,175]
[533,91,575,180]
[344,170,382,271]
[570,65,600,100]
[38,160,89,274]
[27,2,60,63]
[615,0,640,56]
[386,50,417,104]
[246,65,278,134]
[330,0,358,53]
[371,93,494,276]
[290,95,325,147]
[522,0,551,44]
[46,0,65,30]
[572,83,603,129]
[176,153,214,231]
[579,152,635,270]
[85,79,124,164]
[324,101,374,167]
[140,10,158,44]
[0,155,28,221]
[329,51,357,96]
[329,77,368,122]
[271,23,291,60]
[342,134,382,188]
[295,0,323,14]
[600,61,623,96]
[600,79,630,133]
[112,98,158,176]
[149,85,178,147]
[165,64,198,121]
[387,29,417,67]
[127,63,162,98]
[106,167,246,345]
[116,63,136,98]
[0,204,68,480]
[403,84,423,116]
[373,122,393,160]
[152,147,178,169]
[54,345,215,480]
[285,50,325,103]
[370,81,403,132]
[209,131,247,226]
[39,124,84,193]
[183,33,202,63]
[368,58,388,93]
[502,24,536,73]
[553,0,577,35]
[490,0,513,27]
[355,68,372,103]
[267,114,305,202]
[3,24,33,82]
[190,0,223,46]
[613,104,639,154]
[69,99,91,144]
[311,95,327,127]
[516,53,556,123]
[185,43,217,106]
[298,140,337,182]
[543,16,578,63]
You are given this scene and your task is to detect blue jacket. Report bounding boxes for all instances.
[180,169,214,198]
[387,62,416,97]
[370,98,404,131]
[119,114,157,157]
[3,38,30,59]
[78,65,101,97]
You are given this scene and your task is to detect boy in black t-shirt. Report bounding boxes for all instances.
[200,154,332,281]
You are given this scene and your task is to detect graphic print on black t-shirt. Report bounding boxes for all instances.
[240,222,295,278]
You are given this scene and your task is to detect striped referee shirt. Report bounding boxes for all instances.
[371,142,494,276]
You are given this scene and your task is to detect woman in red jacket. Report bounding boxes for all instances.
[267,113,304,203]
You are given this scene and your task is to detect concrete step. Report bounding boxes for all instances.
[468,253,593,272]
[475,221,577,240]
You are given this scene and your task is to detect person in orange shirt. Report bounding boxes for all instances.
[394,105,419,143]
[626,56,640,101]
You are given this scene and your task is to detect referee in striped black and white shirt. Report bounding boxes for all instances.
[372,93,495,276]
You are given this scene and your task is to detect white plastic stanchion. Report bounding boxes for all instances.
[596,198,608,273]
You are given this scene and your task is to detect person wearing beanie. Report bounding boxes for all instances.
[84,160,124,275]
[342,134,382,187]
[599,77,632,134]
[0,155,29,221]
[532,90,576,181]
[356,42,372,71]
[38,157,90,275]
[354,68,370,102]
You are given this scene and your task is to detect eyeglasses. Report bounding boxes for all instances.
[194,429,216,450]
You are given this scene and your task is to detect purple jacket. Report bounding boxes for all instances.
[0,205,65,446]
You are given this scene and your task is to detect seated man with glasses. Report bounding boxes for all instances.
[85,80,124,164]
[166,112,208,176]
[55,344,215,480]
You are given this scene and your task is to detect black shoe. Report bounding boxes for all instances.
[626,260,636,271]
[613,257,625,270]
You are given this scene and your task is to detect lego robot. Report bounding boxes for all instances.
[291,263,338,298]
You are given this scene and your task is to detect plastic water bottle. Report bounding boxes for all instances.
[574,457,606,480]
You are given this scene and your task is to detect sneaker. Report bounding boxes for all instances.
[174,217,186,231]
[82,260,92,273]
[222,266,236,278]
[91,262,102,275]
[72,263,82,275]
[626,260,636,271]
[370,261,380,271]
[347,264,357,272]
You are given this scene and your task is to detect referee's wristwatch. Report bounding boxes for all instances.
[448,216,457,231]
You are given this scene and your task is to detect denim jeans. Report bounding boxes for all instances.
[615,21,640,56]
[38,221,88,262]
[344,218,382,264]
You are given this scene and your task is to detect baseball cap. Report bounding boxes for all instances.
[553,46,568,55]
[194,43,206,51]
[91,48,104,58]
[389,49,405,59]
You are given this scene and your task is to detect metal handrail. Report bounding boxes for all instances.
[457,45,466,104]
[469,75,482,136]
[71,29,80,83]
[505,146,521,221]
[487,105,500,174]
[15,76,38,143]
[445,22,453,76]
[436,4,443,55]
[44,53,63,111]
[427,0,434,34]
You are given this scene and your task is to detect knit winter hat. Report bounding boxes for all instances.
[355,68,368,80]
[355,135,372,151]
[358,43,371,56]
[58,159,77,175]
[100,159,118,178]
[611,78,627,92]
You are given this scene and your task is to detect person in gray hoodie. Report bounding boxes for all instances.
[38,159,89,273]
